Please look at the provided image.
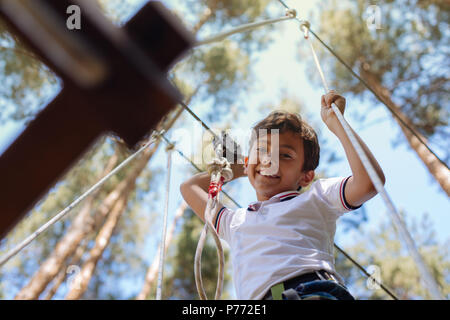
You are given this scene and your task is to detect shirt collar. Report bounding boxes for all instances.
[247,190,300,211]
[270,190,301,201]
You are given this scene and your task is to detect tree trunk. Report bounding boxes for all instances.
[63,100,191,299]
[65,179,135,299]
[361,69,450,196]
[133,8,216,299]
[14,149,120,299]
[14,82,195,299]
[15,144,157,299]
[64,114,188,300]
[43,237,89,300]
[136,201,188,300]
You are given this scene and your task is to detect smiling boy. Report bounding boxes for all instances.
[180,90,385,300]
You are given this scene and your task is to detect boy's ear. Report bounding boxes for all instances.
[298,170,315,187]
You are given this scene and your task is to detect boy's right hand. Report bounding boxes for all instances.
[230,162,246,180]
[212,131,246,180]
[213,131,243,164]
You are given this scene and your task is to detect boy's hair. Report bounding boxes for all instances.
[250,110,320,172]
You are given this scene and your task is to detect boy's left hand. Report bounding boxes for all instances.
[321,90,346,133]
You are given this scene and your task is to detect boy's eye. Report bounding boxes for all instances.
[281,153,292,159]
[256,147,267,153]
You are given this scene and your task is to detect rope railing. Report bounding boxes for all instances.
[0,135,157,268]
[155,143,174,300]
[195,9,297,47]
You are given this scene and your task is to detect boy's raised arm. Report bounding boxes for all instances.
[321,90,386,208]
[180,172,212,222]
[180,163,245,222]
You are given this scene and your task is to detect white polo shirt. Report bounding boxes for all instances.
[214,176,360,300]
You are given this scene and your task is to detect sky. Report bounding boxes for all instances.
[0,0,448,299]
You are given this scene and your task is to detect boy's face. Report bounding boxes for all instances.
[245,131,315,201]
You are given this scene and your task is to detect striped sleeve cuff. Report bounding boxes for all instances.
[214,207,227,232]
[339,176,362,211]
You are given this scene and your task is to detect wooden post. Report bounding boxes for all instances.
[0,0,193,239]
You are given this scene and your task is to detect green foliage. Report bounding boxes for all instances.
[200,0,274,52]
[335,212,449,299]
[0,18,59,124]
[314,0,449,152]
[188,40,250,110]
[169,0,277,119]
[162,208,231,299]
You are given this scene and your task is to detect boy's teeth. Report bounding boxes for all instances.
[260,172,278,178]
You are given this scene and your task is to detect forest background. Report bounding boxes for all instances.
[0,0,448,300]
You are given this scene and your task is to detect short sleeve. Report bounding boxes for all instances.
[213,206,234,243]
[313,176,362,217]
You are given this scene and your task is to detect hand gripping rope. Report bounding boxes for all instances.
[194,141,233,300]
[296,18,444,299]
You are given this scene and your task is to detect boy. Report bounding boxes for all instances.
[180,90,385,300]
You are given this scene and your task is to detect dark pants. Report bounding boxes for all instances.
[285,280,355,300]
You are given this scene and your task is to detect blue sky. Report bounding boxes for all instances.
[0,0,448,299]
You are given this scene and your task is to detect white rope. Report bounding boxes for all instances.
[195,9,297,47]
[194,145,233,300]
[0,135,157,268]
[301,23,444,300]
[194,193,225,300]
[156,144,174,300]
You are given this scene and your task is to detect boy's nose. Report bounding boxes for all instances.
[258,152,279,175]
[260,153,271,165]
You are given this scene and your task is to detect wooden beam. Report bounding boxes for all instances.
[0,0,193,239]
